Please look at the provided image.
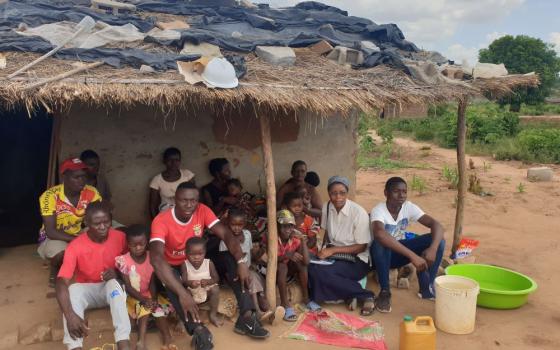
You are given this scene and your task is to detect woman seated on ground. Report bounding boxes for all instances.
[200,158,231,214]
[149,147,195,219]
[276,160,322,218]
[307,176,376,316]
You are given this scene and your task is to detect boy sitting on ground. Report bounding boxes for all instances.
[283,192,319,255]
[115,225,175,350]
[181,237,222,327]
[370,177,445,313]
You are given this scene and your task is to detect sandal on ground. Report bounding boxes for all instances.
[306,301,322,312]
[283,307,298,322]
[360,298,375,316]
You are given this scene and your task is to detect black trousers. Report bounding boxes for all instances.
[209,250,255,314]
[160,266,201,335]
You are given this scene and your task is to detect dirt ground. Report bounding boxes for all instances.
[1,136,559,350]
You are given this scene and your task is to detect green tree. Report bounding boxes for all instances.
[479,35,560,111]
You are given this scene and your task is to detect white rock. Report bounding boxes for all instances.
[139,64,155,73]
[255,46,296,66]
[473,62,508,79]
[527,167,554,182]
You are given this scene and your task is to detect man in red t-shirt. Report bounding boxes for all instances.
[55,202,130,350]
[150,182,269,350]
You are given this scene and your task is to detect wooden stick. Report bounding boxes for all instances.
[46,115,62,189]
[259,112,278,309]
[22,62,104,91]
[452,98,468,256]
[8,24,93,79]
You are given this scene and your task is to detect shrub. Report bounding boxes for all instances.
[517,128,560,163]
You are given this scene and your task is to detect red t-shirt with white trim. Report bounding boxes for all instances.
[150,204,219,266]
[58,228,127,283]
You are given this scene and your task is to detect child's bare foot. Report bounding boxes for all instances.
[209,313,223,327]
[136,341,147,350]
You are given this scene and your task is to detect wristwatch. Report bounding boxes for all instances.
[236,258,245,265]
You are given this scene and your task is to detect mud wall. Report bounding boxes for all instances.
[57,104,358,224]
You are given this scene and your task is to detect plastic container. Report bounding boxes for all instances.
[399,315,436,350]
[434,275,479,334]
[445,264,537,309]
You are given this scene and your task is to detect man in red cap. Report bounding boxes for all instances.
[38,158,102,287]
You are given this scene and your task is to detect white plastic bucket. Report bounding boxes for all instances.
[435,275,480,334]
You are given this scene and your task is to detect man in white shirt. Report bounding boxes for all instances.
[370,177,445,313]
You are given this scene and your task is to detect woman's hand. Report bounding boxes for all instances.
[318,247,334,260]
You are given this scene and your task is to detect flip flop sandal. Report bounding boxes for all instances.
[306,301,322,312]
[283,307,298,322]
[272,306,285,326]
[162,344,179,350]
[360,298,375,316]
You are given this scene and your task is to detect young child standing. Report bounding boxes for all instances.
[283,192,319,255]
[265,210,317,322]
[115,225,174,350]
[181,237,222,327]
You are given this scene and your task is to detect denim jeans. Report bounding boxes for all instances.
[370,234,445,291]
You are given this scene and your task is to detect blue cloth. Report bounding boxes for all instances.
[370,234,445,291]
[308,260,373,302]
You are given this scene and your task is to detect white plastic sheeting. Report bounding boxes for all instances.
[17,21,145,49]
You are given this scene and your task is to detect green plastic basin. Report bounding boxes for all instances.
[445,264,537,309]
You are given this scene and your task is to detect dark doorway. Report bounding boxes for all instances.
[0,108,53,247]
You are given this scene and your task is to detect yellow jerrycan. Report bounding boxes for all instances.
[399,315,436,350]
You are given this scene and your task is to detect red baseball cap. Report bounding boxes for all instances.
[59,158,88,175]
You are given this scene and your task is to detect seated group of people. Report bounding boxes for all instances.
[38,148,445,350]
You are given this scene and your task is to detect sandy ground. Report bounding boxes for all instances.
[1,136,559,350]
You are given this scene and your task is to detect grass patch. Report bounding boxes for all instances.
[410,174,427,194]
[376,102,560,164]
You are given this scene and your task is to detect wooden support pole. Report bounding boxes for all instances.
[452,98,468,255]
[22,62,104,91]
[259,113,278,309]
[46,115,62,189]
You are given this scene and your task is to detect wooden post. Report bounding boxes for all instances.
[46,115,62,188]
[452,98,468,256]
[259,113,278,308]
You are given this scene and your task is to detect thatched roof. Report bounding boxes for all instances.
[0,49,539,116]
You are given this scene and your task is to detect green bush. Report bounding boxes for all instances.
[517,128,560,163]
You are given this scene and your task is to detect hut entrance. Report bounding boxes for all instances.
[0,108,53,247]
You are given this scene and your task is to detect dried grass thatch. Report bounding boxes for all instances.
[0,49,539,116]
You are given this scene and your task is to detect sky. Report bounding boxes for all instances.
[266,0,560,66]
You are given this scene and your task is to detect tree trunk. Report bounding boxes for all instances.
[259,113,278,308]
[452,98,468,256]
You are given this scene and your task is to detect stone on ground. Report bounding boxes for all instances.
[527,167,554,182]
[255,46,296,66]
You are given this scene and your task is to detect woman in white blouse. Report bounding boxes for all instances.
[307,176,375,316]
[149,147,195,218]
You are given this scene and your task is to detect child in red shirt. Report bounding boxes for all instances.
[115,225,174,350]
[283,192,319,255]
[261,210,317,322]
